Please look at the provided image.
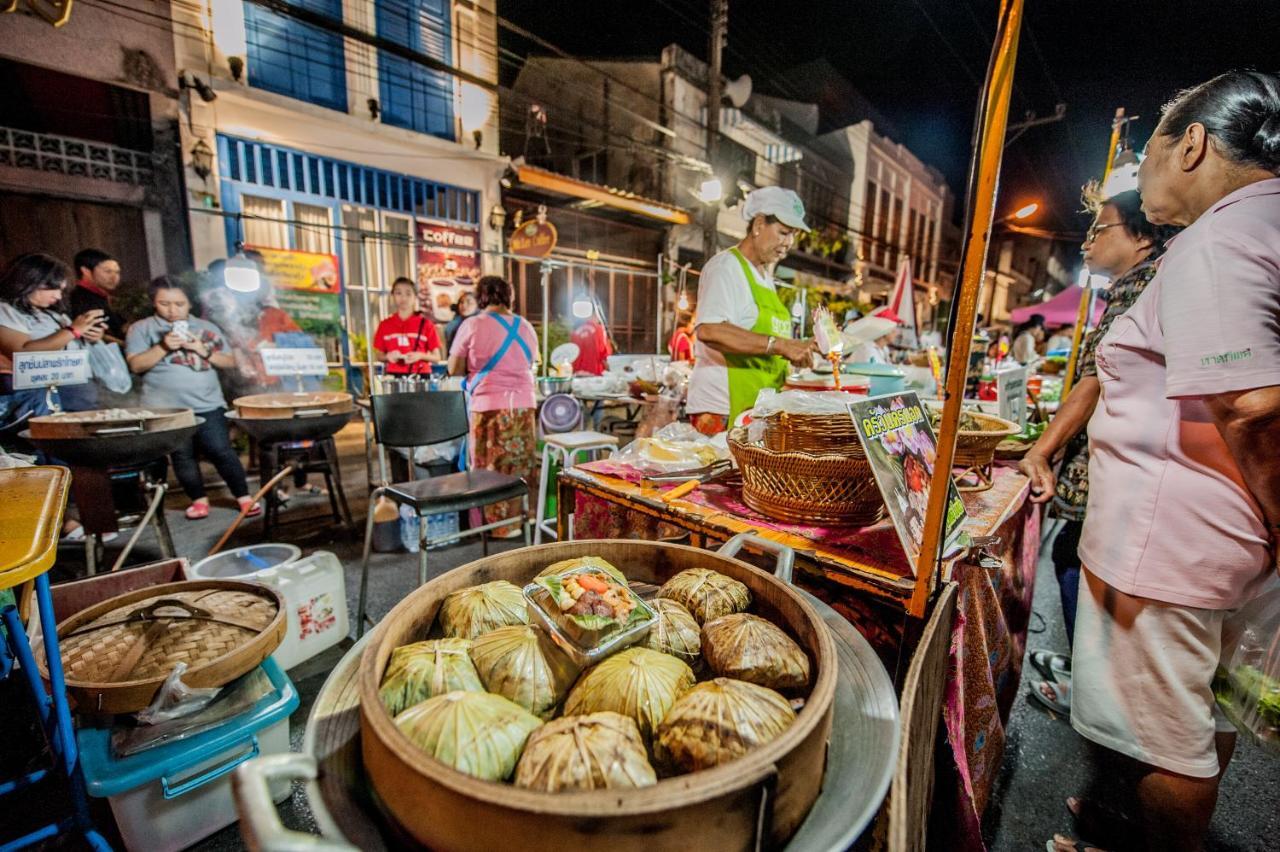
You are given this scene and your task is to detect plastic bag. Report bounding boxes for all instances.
[113,667,272,757]
[393,437,463,466]
[87,341,132,394]
[613,422,728,474]
[750,389,854,418]
[1213,585,1280,753]
[134,662,222,725]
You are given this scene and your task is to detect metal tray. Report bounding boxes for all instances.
[233,592,899,851]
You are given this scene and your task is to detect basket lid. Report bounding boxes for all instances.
[51,581,284,689]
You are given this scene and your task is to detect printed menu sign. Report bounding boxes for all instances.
[13,350,90,389]
[260,347,329,377]
[848,392,969,572]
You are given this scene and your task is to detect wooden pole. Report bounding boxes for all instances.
[1062,107,1126,398]
[909,0,1025,618]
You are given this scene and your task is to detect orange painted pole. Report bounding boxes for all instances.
[909,0,1025,618]
[1062,108,1126,399]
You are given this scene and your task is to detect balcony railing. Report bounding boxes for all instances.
[0,127,154,186]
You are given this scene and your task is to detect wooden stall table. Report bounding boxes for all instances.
[559,462,1041,851]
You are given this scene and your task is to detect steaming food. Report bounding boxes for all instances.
[653,678,796,773]
[470,625,578,719]
[644,598,702,666]
[378,639,483,716]
[438,580,529,640]
[701,613,811,691]
[657,569,751,624]
[40,408,157,421]
[394,691,542,782]
[564,647,695,740]
[513,712,657,792]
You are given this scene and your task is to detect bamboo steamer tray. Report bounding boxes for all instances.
[28,407,195,439]
[232,391,353,419]
[729,428,886,527]
[359,540,837,852]
[37,580,285,715]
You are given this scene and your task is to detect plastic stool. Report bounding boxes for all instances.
[534,431,619,543]
[0,467,111,851]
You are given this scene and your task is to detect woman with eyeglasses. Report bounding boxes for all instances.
[1046,71,1280,852]
[1017,189,1174,719]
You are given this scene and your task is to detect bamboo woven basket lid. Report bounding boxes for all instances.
[39,580,285,715]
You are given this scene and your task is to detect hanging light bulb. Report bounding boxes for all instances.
[676,290,690,311]
[224,252,261,293]
[572,295,594,319]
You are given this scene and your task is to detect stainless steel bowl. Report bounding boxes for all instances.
[537,376,573,396]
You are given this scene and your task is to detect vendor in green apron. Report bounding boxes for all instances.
[687,187,817,435]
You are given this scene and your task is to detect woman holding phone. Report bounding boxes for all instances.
[0,252,106,420]
[374,277,443,375]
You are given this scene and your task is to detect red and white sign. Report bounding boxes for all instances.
[416,221,480,322]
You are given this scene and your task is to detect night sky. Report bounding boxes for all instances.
[501,0,1280,232]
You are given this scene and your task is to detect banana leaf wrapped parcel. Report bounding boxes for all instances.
[564,647,695,740]
[657,568,751,624]
[514,711,657,792]
[438,580,528,640]
[654,678,796,773]
[470,625,579,719]
[536,556,628,586]
[644,598,702,666]
[394,691,542,782]
[379,638,483,716]
[701,613,811,691]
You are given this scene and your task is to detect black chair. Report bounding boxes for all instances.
[356,390,529,636]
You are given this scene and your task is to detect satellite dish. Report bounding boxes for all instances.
[724,74,753,109]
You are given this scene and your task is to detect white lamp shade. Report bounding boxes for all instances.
[224,255,261,292]
[571,299,594,319]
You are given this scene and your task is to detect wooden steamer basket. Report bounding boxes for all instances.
[729,428,885,527]
[232,391,353,419]
[359,539,837,852]
[38,580,285,714]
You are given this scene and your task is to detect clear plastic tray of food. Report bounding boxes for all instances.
[524,567,657,668]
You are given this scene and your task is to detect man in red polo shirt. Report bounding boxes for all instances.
[571,312,612,375]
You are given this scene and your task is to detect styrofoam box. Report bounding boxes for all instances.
[187,551,349,671]
[78,658,297,852]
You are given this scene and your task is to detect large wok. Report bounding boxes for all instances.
[19,420,202,469]
[226,410,353,444]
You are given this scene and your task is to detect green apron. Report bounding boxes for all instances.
[725,247,793,422]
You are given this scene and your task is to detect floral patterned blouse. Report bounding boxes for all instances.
[1052,258,1160,520]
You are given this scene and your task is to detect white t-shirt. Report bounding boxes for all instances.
[0,301,78,373]
[687,249,778,416]
[1012,331,1039,364]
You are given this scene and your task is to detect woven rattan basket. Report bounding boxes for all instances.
[761,411,866,456]
[728,428,885,526]
[938,409,1020,468]
[39,580,285,714]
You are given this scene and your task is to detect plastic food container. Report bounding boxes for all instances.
[187,548,347,671]
[523,569,657,668]
[76,657,298,852]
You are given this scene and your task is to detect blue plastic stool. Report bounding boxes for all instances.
[0,467,111,852]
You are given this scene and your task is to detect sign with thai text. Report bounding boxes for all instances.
[12,350,91,389]
[260,347,329,377]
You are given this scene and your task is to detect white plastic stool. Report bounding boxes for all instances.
[534,430,619,543]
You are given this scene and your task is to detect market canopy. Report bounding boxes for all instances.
[1009,284,1104,327]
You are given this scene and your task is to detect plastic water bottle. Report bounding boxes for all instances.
[399,505,420,553]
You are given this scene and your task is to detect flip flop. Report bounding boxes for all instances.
[1046,837,1106,852]
[238,499,263,519]
[1029,649,1072,681]
[185,502,210,520]
[1066,797,1142,850]
[1029,678,1071,716]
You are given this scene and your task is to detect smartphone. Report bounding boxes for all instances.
[172,320,190,340]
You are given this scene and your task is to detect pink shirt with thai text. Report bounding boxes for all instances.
[1079,178,1280,610]
[449,311,537,413]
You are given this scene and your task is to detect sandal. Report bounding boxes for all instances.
[1029,678,1071,716]
[1029,649,1072,681]
[238,498,263,519]
[298,484,328,497]
[1066,797,1142,851]
[1046,836,1107,852]
[185,502,210,520]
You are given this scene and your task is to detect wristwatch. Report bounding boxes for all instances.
[766,336,776,354]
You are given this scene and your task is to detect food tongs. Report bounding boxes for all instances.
[643,459,738,502]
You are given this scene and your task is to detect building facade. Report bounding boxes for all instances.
[0,0,191,283]
[170,0,506,362]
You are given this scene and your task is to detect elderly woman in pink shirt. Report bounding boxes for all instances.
[1051,71,1280,852]
[448,274,538,539]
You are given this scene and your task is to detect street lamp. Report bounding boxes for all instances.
[1011,202,1038,220]
[695,177,723,204]
[224,252,261,293]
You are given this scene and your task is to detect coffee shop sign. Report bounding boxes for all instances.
[509,206,558,262]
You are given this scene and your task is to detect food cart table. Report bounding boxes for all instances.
[0,467,110,850]
[559,463,1041,850]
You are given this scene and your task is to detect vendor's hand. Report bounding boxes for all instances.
[775,337,818,368]
[162,331,186,352]
[1018,451,1056,503]
[71,310,105,337]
